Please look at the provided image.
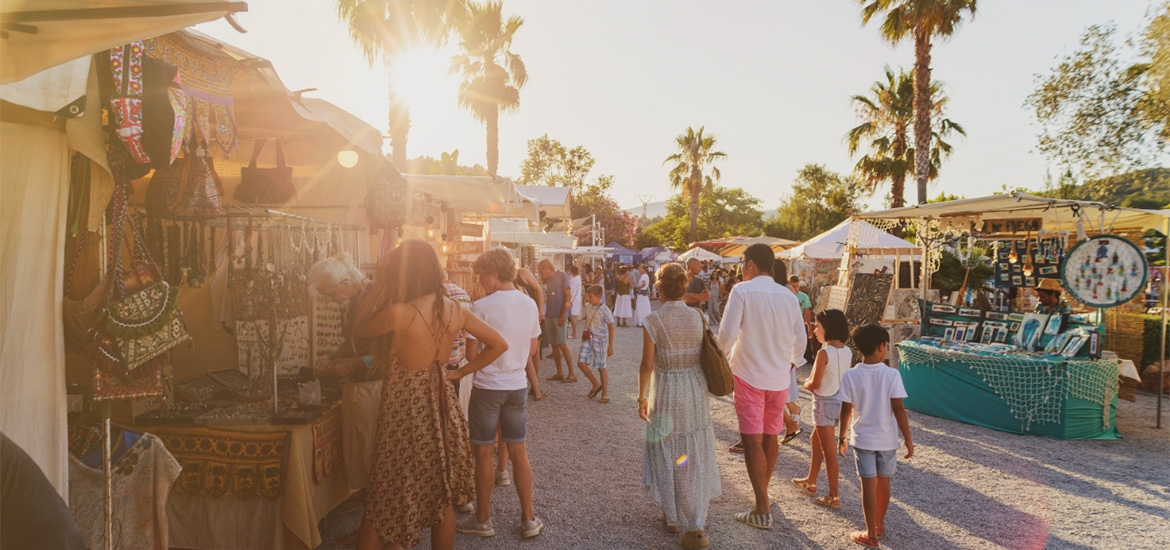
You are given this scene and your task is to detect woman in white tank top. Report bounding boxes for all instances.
[792,309,852,510]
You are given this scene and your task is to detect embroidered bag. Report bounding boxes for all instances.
[365,160,412,229]
[236,138,296,204]
[145,135,225,219]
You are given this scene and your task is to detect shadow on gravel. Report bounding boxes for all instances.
[897,461,1051,548]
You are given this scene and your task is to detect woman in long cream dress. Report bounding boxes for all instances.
[351,240,507,550]
[614,266,634,326]
[633,264,652,327]
[637,263,721,550]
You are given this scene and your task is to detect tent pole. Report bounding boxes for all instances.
[1160,217,1167,428]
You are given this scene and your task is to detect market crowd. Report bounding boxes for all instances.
[309,241,913,550]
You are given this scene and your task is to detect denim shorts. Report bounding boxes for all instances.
[467,388,528,446]
[854,447,898,478]
[812,393,842,427]
[542,318,568,345]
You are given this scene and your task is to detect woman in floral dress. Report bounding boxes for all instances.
[637,262,721,550]
[351,240,507,550]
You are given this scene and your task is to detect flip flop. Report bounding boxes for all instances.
[781,429,804,445]
[728,441,745,453]
[734,511,772,530]
[850,531,880,548]
[599,397,610,404]
[562,377,579,383]
[588,386,602,399]
[546,374,565,381]
[533,392,548,401]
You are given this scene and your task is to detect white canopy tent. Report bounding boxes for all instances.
[515,184,572,220]
[0,0,248,499]
[406,174,541,223]
[679,246,722,262]
[778,219,918,260]
[488,217,574,248]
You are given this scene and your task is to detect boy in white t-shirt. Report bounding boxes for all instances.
[837,324,914,548]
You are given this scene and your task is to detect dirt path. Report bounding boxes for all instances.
[319,306,1170,549]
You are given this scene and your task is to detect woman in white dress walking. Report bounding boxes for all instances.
[613,266,634,326]
[633,264,652,327]
[637,262,720,550]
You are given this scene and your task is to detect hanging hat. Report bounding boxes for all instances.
[1037,278,1063,293]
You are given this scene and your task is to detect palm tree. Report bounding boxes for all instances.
[450,1,527,175]
[662,126,727,245]
[857,0,977,204]
[336,0,467,167]
[846,67,965,208]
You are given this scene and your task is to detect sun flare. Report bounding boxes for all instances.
[389,47,457,115]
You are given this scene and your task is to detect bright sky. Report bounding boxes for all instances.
[196,0,1155,212]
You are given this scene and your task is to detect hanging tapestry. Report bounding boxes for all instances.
[1062,235,1148,308]
[310,403,343,483]
[143,33,237,157]
[151,427,288,499]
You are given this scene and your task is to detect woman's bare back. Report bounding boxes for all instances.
[389,295,464,372]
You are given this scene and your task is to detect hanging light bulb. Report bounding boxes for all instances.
[441,234,452,254]
[1022,232,1034,276]
[426,216,437,239]
[1008,246,1019,264]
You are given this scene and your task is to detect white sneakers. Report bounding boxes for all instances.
[455,504,542,539]
[495,469,512,487]
[521,517,544,538]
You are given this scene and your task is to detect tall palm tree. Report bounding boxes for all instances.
[336,0,467,167]
[858,0,977,204]
[450,1,527,175]
[662,126,727,245]
[846,67,965,208]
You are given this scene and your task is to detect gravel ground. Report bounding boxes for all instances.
[318,305,1170,549]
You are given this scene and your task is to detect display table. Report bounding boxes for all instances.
[146,403,350,549]
[896,340,1121,440]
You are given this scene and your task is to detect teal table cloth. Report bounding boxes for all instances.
[896,340,1120,440]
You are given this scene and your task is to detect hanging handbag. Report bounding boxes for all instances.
[146,135,226,219]
[697,309,734,397]
[236,138,296,204]
[365,160,412,229]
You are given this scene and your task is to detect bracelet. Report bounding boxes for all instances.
[637,396,647,404]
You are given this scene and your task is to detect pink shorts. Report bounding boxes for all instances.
[733,376,789,435]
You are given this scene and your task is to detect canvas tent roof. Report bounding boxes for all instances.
[488,218,574,247]
[679,247,722,262]
[0,0,247,84]
[515,184,572,220]
[406,175,540,222]
[720,235,799,257]
[778,219,917,259]
[857,192,1170,233]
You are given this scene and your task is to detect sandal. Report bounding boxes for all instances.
[875,526,885,539]
[781,429,803,445]
[813,495,841,509]
[588,386,602,399]
[663,515,680,534]
[562,377,579,383]
[680,531,710,550]
[734,511,772,530]
[850,531,880,548]
[533,392,548,401]
[599,397,610,404]
[546,374,564,381]
[728,440,745,454]
[791,478,816,496]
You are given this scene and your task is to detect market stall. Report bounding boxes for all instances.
[856,193,1169,438]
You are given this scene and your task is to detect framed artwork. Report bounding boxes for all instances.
[929,318,954,326]
[1010,322,1021,331]
[958,308,982,318]
[1062,234,1148,308]
[1039,266,1059,275]
[930,303,957,314]
[1044,314,1065,337]
[966,326,979,341]
[1088,331,1101,359]
[994,328,1009,343]
[1061,333,1089,357]
[1012,276,1023,286]
[1014,313,1048,351]
[1045,331,1072,354]
[986,312,1010,321]
[1068,313,1090,324]
[1025,277,1036,287]
[980,329,994,344]
[943,327,956,342]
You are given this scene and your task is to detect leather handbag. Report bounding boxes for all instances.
[146,141,226,219]
[698,309,734,397]
[236,138,296,204]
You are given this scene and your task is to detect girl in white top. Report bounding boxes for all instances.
[792,309,852,510]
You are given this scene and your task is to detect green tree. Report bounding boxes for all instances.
[406,149,490,175]
[846,66,965,208]
[641,185,763,250]
[1025,23,1167,178]
[766,164,865,241]
[336,0,467,167]
[451,1,528,175]
[516,134,595,192]
[858,0,978,205]
[662,126,728,245]
[1140,2,1169,144]
[572,175,639,248]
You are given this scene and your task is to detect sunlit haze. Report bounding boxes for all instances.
[196,1,1155,212]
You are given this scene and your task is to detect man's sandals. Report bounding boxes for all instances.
[851,531,880,548]
[781,428,803,445]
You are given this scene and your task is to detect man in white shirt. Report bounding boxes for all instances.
[459,248,544,539]
[718,243,808,530]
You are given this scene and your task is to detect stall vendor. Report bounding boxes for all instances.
[307,257,379,496]
[1034,278,1072,315]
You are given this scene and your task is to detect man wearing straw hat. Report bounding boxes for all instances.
[1034,278,1072,315]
